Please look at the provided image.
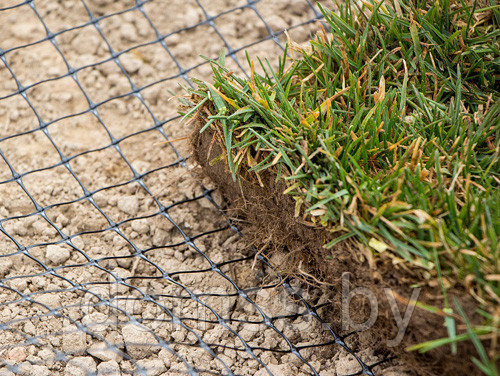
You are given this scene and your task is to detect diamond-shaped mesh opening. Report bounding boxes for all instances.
[0,3,45,50]
[98,9,158,53]
[0,131,61,173]
[3,40,68,87]
[25,76,90,122]
[0,95,39,139]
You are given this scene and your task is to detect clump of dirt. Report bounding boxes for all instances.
[191,112,481,376]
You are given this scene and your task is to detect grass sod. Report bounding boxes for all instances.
[181,0,499,372]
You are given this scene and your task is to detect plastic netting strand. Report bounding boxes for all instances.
[0,1,391,375]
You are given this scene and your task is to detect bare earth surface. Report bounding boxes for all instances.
[0,1,406,375]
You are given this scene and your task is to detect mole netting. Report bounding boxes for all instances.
[0,1,391,375]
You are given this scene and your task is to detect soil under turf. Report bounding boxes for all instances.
[191,114,484,376]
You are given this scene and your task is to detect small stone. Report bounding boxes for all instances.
[117,196,139,216]
[65,357,96,376]
[142,85,161,105]
[37,349,55,367]
[239,323,258,341]
[121,323,160,359]
[134,18,150,37]
[57,92,73,102]
[215,354,234,370]
[138,67,154,80]
[335,355,361,375]
[115,248,132,268]
[173,250,184,262]
[136,359,165,376]
[158,348,175,367]
[113,235,128,248]
[12,23,39,41]
[255,364,293,376]
[87,342,122,362]
[120,23,137,41]
[171,328,185,343]
[119,54,142,74]
[71,236,85,250]
[81,312,110,334]
[183,8,200,25]
[217,23,235,38]
[47,65,61,76]
[7,346,26,363]
[152,228,168,246]
[24,321,36,335]
[29,365,50,376]
[56,214,69,227]
[62,326,87,355]
[97,360,121,376]
[156,216,175,232]
[9,110,19,121]
[166,33,180,46]
[35,293,60,309]
[92,191,108,207]
[173,43,191,57]
[131,219,149,234]
[9,278,27,292]
[45,244,70,265]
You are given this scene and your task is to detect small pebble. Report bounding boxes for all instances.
[120,23,137,41]
[136,359,166,376]
[255,364,293,376]
[56,214,70,227]
[29,365,50,376]
[131,219,149,234]
[64,357,96,376]
[117,196,139,216]
[9,278,28,292]
[183,8,200,25]
[37,348,55,367]
[119,54,143,74]
[35,293,60,309]
[12,23,39,41]
[152,228,168,246]
[9,110,19,121]
[7,346,26,363]
[45,244,70,265]
[97,360,121,376]
[88,343,122,362]
[166,33,180,46]
[121,323,159,359]
[71,236,85,250]
[335,355,361,375]
[62,326,87,356]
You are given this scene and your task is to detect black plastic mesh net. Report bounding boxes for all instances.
[0,1,391,375]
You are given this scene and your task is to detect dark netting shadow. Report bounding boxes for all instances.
[0,1,393,375]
